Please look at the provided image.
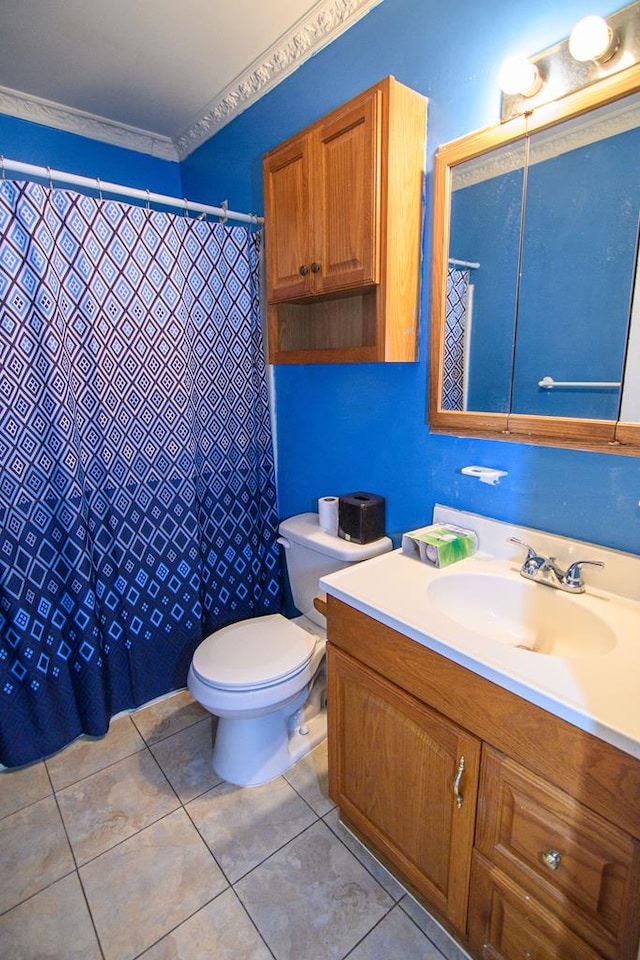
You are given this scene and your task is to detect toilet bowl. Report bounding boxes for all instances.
[188,613,327,786]
[187,512,392,786]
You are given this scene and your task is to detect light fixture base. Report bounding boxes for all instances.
[501,0,640,122]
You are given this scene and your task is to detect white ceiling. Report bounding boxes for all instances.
[0,0,382,161]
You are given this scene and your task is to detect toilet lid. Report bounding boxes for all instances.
[191,614,317,690]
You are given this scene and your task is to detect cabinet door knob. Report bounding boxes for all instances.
[299,264,308,276]
[453,755,465,809]
[541,849,562,870]
[310,261,321,273]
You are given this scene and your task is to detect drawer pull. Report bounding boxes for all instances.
[541,849,562,870]
[453,755,465,809]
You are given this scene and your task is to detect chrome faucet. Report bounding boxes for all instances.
[508,537,604,594]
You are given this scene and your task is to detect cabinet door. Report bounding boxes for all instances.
[328,646,480,931]
[468,853,605,960]
[312,88,381,295]
[263,133,312,302]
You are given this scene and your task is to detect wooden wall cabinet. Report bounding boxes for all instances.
[262,76,426,364]
[326,596,640,960]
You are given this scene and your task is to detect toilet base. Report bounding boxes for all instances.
[211,697,327,787]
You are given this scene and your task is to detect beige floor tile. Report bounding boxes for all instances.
[187,775,317,883]
[0,872,102,960]
[150,716,221,803]
[46,715,146,790]
[283,739,334,816]
[81,808,228,960]
[139,888,272,960]
[57,749,179,864]
[235,819,393,960]
[323,808,406,901]
[0,759,51,820]
[0,794,75,914]
[348,904,448,959]
[132,690,208,745]
[400,895,471,960]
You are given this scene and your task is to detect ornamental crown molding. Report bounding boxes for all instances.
[174,0,383,159]
[0,0,382,164]
[0,85,179,162]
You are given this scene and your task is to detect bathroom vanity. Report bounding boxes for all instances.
[321,508,640,960]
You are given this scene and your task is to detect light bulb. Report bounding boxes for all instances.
[569,15,617,62]
[498,55,543,97]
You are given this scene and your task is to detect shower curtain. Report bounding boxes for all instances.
[0,180,281,767]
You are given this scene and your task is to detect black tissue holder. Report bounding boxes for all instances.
[338,492,386,544]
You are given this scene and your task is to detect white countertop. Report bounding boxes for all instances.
[320,506,640,760]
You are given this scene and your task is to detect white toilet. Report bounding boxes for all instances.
[187,512,392,786]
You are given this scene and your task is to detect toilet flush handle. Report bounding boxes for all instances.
[277,536,291,549]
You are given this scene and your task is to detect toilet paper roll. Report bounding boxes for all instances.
[318,496,339,536]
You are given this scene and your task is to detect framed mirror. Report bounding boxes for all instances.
[429,63,640,453]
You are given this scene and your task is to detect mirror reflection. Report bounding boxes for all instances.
[447,141,524,413]
[440,89,640,428]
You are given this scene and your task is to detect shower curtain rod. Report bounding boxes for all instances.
[0,156,264,226]
[448,257,480,269]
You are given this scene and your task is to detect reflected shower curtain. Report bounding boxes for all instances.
[443,266,470,411]
[0,180,281,766]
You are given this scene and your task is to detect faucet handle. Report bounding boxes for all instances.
[508,537,538,561]
[563,559,604,590]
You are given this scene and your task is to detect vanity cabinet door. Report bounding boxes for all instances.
[327,645,480,931]
[469,747,640,960]
[468,853,605,960]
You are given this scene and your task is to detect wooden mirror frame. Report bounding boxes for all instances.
[429,62,640,455]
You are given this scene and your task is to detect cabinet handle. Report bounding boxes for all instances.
[299,264,309,276]
[453,755,465,809]
[541,849,562,870]
[310,261,321,273]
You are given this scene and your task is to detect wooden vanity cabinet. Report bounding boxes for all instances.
[326,596,640,960]
[263,76,426,363]
[329,646,480,929]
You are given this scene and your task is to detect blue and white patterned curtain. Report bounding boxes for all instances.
[0,180,281,767]
[442,266,470,411]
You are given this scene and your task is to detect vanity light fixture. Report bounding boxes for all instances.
[568,15,619,62]
[498,54,544,98]
[500,0,640,121]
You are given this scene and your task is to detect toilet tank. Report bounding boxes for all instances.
[278,512,392,626]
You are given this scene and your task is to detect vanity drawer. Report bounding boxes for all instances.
[468,852,604,960]
[476,746,640,959]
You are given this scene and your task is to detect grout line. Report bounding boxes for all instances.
[0,865,78,921]
[227,888,279,960]
[45,738,147,793]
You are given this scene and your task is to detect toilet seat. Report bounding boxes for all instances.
[191,614,317,692]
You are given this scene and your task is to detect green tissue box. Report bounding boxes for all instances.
[402,523,478,568]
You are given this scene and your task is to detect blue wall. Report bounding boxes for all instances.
[3,0,639,556]
[0,113,181,195]
[182,0,640,556]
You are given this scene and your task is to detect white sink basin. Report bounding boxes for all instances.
[427,572,617,657]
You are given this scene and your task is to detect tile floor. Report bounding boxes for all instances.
[0,690,470,960]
